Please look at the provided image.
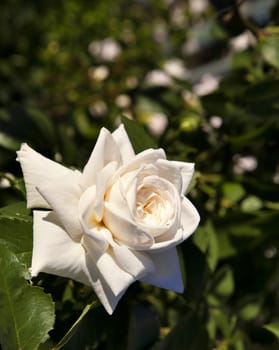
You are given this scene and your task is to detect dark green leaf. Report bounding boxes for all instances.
[193,220,219,272]
[0,245,55,350]
[121,116,157,153]
[0,202,32,266]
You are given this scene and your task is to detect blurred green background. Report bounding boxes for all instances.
[1,0,279,349]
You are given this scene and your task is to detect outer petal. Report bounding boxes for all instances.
[31,210,89,285]
[180,197,200,240]
[83,234,135,301]
[82,234,154,314]
[16,143,74,209]
[166,161,195,194]
[37,171,83,241]
[140,248,184,292]
[112,124,135,163]
[111,148,166,181]
[83,254,127,315]
[156,159,183,194]
[81,128,122,189]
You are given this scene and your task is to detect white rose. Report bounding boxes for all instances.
[17,125,200,314]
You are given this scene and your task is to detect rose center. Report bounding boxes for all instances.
[136,185,170,226]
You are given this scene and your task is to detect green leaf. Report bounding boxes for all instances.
[0,245,55,350]
[260,35,279,69]
[222,182,245,203]
[193,220,219,272]
[217,234,236,259]
[239,302,261,321]
[264,322,279,339]
[214,266,234,298]
[0,202,33,266]
[0,201,31,221]
[229,121,273,146]
[121,116,157,153]
[241,195,263,213]
[0,132,21,151]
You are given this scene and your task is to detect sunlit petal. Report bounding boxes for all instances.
[112,148,166,181]
[94,161,118,221]
[16,143,74,208]
[140,248,184,292]
[181,197,200,240]
[37,171,83,241]
[81,128,121,189]
[112,124,135,163]
[83,254,127,315]
[31,211,89,285]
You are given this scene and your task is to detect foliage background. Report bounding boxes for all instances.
[0,0,279,349]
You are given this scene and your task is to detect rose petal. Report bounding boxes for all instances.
[104,201,154,249]
[112,124,135,163]
[170,161,195,194]
[112,148,166,181]
[146,197,199,252]
[140,248,184,292]
[82,235,135,297]
[147,228,185,252]
[109,241,155,278]
[79,185,109,252]
[81,128,121,189]
[83,254,127,315]
[180,197,200,239]
[37,171,83,241]
[134,176,181,237]
[31,210,89,285]
[156,159,183,193]
[94,161,118,221]
[16,143,73,208]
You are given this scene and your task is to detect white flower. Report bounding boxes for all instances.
[88,38,121,62]
[17,125,199,314]
[144,70,172,87]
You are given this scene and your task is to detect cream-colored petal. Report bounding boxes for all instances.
[145,198,199,252]
[81,128,121,189]
[147,228,185,252]
[112,124,135,163]
[82,234,135,297]
[16,143,74,208]
[83,254,127,315]
[31,211,89,285]
[79,185,109,252]
[112,148,166,181]
[94,161,118,221]
[95,251,135,296]
[109,241,155,278]
[170,161,195,194]
[140,248,184,292]
[37,171,83,241]
[134,176,181,237]
[156,159,183,193]
[104,201,154,249]
[180,197,200,240]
